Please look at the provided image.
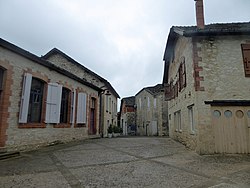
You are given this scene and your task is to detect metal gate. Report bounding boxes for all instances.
[212,106,250,153]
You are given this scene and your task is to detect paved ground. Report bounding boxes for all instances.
[0,137,250,188]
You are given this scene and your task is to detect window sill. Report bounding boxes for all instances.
[18,123,46,128]
[53,124,71,128]
[74,124,86,128]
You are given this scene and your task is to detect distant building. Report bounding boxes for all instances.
[135,84,168,136]
[120,96,136,135]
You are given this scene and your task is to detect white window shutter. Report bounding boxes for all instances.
[76,93,87,124]
[45,83,62,123]
[70,89,76,124]
[19,73,32,123]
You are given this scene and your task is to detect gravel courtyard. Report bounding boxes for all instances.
[0,137,250,188]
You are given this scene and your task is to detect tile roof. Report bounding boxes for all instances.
[172,22,250,37]
[43,48,120,98]
[162,22,250,84]
[0,38,102,92]
[121,96,135,107]
[136,84,163,96]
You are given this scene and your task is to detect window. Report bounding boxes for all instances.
[241,44,250,77]
[147,97,150,108]
[179,57,186,91]
[91,97,96,109]
[109,98,111,113]
[60,88,70,123]
[174,111,181,132]
[106,95,108,112]
[19,73,45,124]
[139,98,142,109]
[154,98,157,108]
[28,78,44,123]
[188,105,195,133]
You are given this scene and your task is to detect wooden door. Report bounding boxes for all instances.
[212,107,250,153]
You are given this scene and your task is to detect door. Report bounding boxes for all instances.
[89,98,96,135]
[212,106,250,153]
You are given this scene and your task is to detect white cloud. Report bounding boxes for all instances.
[0,0,250,100]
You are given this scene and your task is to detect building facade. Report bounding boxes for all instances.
[0,38,104,151]
[42,49,120,137]
[163,19,250,153]
[120,96,136,135]
[135,84,168,136]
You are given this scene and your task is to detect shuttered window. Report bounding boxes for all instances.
[179,58,186,91]
[241,44,250,77]
[45,83,62,123]
[76,92,87,124]
[19,73,45,123]
[165,84,171,101]
[60,88,70,123]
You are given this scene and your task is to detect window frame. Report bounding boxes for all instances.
[60,87,71,124]
[19,73,47,128]
[241,44,250,77]
[188,105,195,134]
[27,77,45,123]
[174,110,182,132]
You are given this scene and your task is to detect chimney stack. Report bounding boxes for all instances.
[195,0,205,29]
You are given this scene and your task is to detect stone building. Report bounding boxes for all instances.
[42,48,120,137]
[0,38,117,152]
[120,96,136,135]
[163,0,250,154]
[135,84,168,136]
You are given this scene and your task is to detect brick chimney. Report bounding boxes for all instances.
[195,0,205,29]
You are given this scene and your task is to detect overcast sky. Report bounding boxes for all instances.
[1,0,250,101]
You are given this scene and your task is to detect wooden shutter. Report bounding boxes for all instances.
[45,83,62,123]
[76,92,87,124]
[19,73,32,123]
[165,84,172,101]
[241,44,250,77]
[70,89,76,124]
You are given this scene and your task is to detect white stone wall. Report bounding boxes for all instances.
[167,36,198,151]
[167,35,250,154]
[102,94,118,137]
[46,53,118,138]
[196,35,250,153]
[0,47,100,151]
[135,90,164,136]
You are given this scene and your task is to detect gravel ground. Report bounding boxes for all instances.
[0,137,249,188]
